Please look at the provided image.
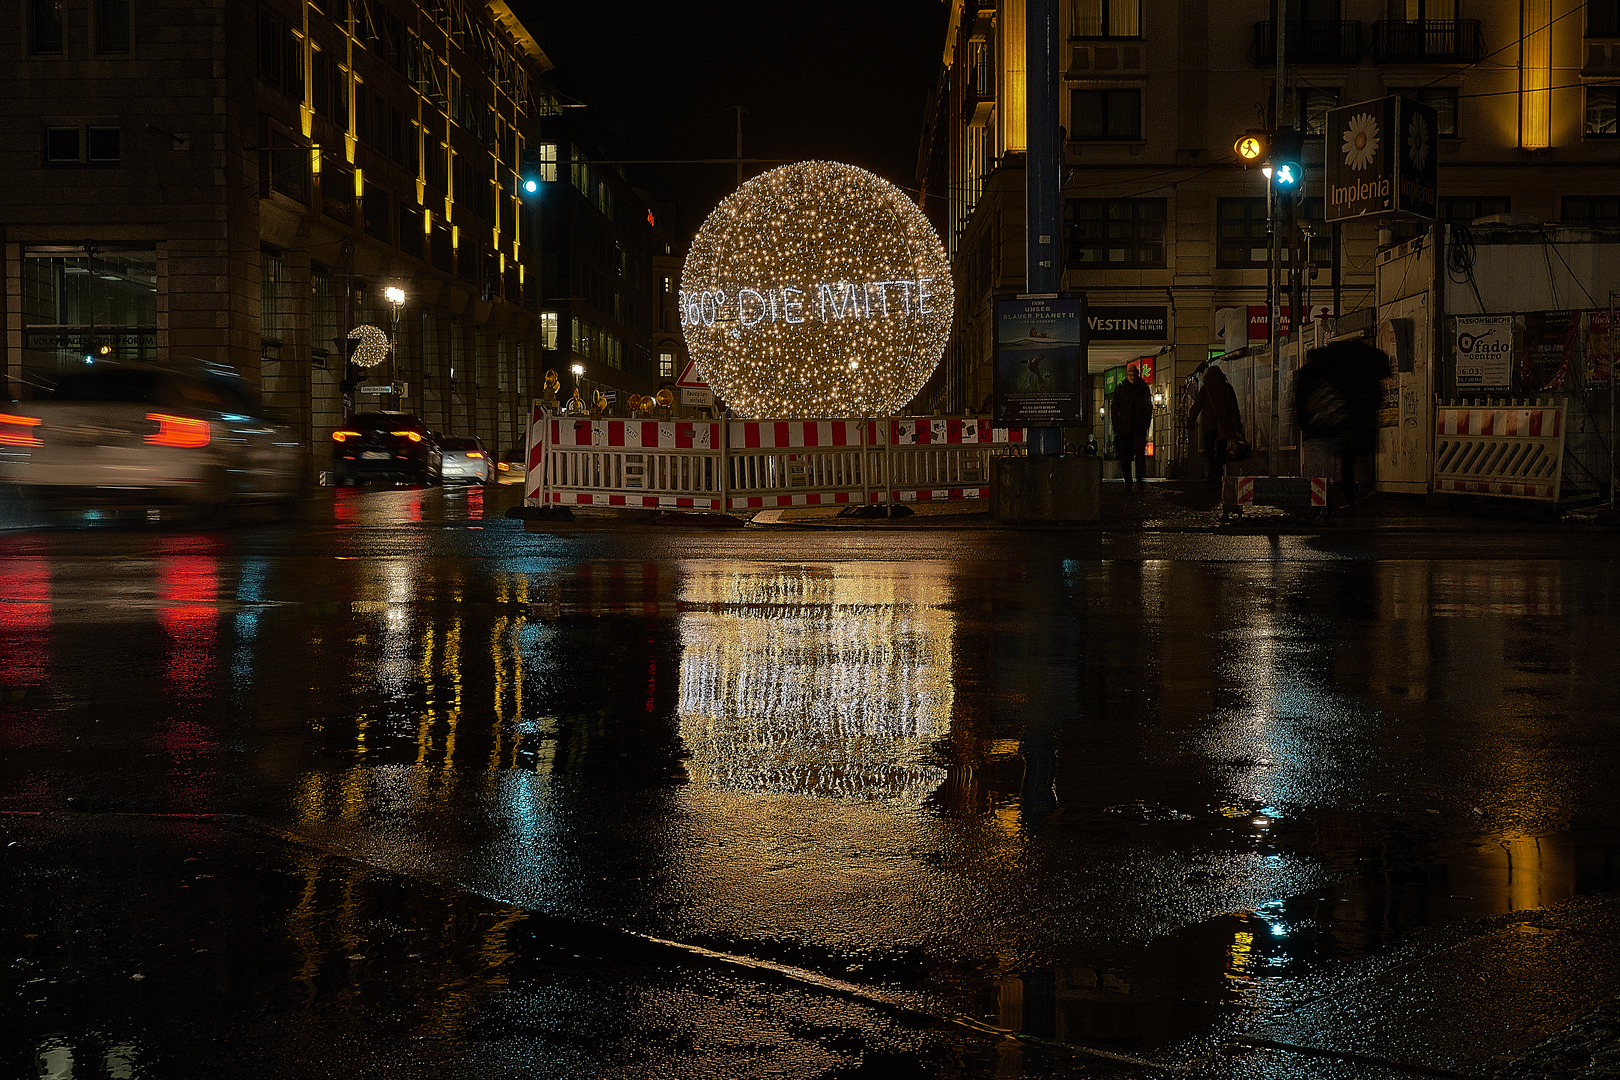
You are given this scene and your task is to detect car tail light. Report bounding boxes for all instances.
[0,414,43,447]
[391,430,423,442]
[466,450,484,459]
[497,461,512,472]
[332,430,362,442]
[145,413,211,448]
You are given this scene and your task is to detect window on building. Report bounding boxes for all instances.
[1391,86,1458,137]
[1066,199,1165,266]
[43,124,120,165]
[1298,88,1339,136]
[94,0,131,53]
[1591,0,1620,36]
[311,48,348,128]
[1217,198,1332,266]
[363,183,391,243]
[659,351,675,379]
[661,275,672,293]
[311,268,340,363]
[259,10,304,101]
[260,250,287,349]
[264,128,307,201]
[29,0,64,54]
[540,311,559,351]
[1563,196,1620,224]
[21,247,158,379]
[1390,0,1456,18]
[1070,0,1141,38]
[1586,86,1619,136]
[1069,89,1142,140]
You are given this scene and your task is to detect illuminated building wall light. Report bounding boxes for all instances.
[1520,0,1552,149]
[1001,0,1027,153]
[679,161,954,419]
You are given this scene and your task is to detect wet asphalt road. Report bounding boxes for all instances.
[3,485,1620,1079]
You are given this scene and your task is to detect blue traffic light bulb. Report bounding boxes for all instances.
[1274,162,1299,186]
[522,178,539,195]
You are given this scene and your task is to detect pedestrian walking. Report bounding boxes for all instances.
[1187,365,1242,482]
[1110,362,1154,490]
[1295,341,1391,509]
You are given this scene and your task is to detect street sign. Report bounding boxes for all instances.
[681,387,714,407]
[676,359,709,389]
[358,382,407,395]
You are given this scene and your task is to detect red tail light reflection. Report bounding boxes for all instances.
[0,414,43,447]
[391,430,423,442]
[332,430,362,442]
[146,413,211,448]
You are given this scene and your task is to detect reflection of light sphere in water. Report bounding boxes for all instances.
[679,161,954,418]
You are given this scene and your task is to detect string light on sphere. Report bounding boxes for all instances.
[680,161,954,418]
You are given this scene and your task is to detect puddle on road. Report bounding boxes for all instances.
[985,825,1620,1055]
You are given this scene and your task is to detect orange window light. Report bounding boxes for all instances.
[390,430,423,442]
[0,414,43,447]
[332,430,362,441]
[145,413,211,448]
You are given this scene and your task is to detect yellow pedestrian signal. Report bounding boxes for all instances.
[1235,134,1266,162]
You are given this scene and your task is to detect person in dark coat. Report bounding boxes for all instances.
[1295,341,1391,507]
[1109,362,1154,490]
[1187,365,1242,482]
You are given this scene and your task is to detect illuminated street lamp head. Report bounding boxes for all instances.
[570,363,584,377]
[680,160,953,418]
[384,286,406,306]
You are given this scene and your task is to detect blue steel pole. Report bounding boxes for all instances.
[1026,0,1063,456]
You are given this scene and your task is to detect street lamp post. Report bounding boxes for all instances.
[385,286,406,411]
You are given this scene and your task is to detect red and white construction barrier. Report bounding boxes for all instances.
[524,412,1027,511]
[1433,401,1565,501]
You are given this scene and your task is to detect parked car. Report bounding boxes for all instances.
[329,413,442,486]
[0,357,305,505]
[493,447,527,485]
[438,436,493,484]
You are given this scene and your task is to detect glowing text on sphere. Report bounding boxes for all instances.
[679,161,954,418]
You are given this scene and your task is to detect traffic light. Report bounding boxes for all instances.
[1268,127,1303,189]
[1234,132,1268,166]
[519,148,542,199]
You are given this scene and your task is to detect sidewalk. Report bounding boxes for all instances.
[750,478,1613,534]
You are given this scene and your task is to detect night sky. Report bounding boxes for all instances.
[508,0,950,242]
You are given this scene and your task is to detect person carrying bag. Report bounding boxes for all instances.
[1188,365,1243,482]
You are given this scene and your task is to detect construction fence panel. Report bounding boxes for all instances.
[1433,400,1565,501]
[523,411,1027,511]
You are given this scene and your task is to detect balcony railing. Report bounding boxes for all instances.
[1252,21,1362,65]
[1372,20,1482,63]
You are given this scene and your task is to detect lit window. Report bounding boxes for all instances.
[659,351,675,379]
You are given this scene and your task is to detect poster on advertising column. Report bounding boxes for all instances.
[993,295,1087,424]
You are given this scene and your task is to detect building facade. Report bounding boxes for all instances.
[2,0,678,470]
[917,0,1620,471]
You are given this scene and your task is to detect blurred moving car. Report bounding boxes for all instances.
[0,357,305,505]
[438,436,493,485]
[494,447,526,485]
[329,413,442,486]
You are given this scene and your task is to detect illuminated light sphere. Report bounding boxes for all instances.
[680,161,954,418]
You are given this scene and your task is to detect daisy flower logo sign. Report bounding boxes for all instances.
[1324,95,1437,223]
[1342,113,1381,171]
